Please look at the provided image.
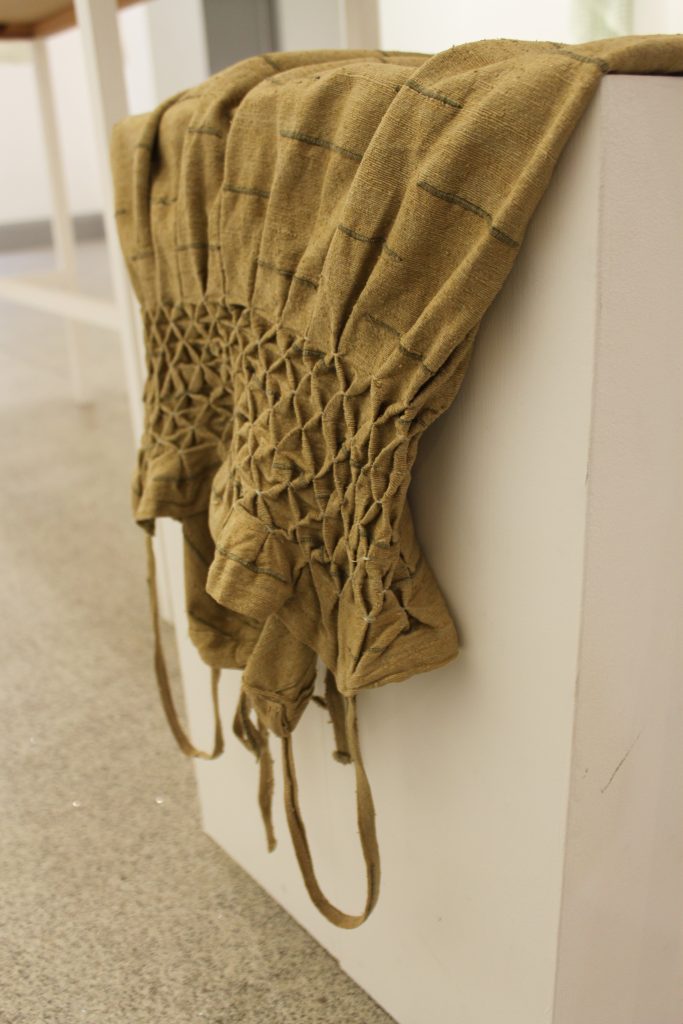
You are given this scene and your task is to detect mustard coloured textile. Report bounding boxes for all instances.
[111,35,683,927]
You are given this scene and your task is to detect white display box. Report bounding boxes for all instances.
[160,75,683,1024]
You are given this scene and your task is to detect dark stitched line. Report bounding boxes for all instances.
[255,258,318,290]
[176,242,221,252]
[337,224,403,262]
[262,53,280,71]
[249,307,334,353]
[490,225,520,245]
[152,196,177,206]
[137,493,205,510]
[267,72,328,85]
[215,547,288,584]
[187,125,223,139]
[114,207,128,216]
[335,70,403,98]
[292,342,327,358]
[279,128,363,162]
[563,49,609,72]
[223,184,271,199]
[348,642,386,660]
[550,43,609,73]
[131,249,154,261]
[366,313,401,336]
[381,49,428,57]
[417,180,519,248]
[405,78,463,110]
[188,611,253,640]
[398,342,435,374]
[365,314,434,372]
[141,464,221,484]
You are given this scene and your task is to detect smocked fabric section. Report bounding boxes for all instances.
[134,300,460,693]
[132,303,237,524]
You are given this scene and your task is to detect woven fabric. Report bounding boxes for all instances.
[111,35,683,926]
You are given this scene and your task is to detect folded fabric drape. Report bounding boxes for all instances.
[111,35,683,927]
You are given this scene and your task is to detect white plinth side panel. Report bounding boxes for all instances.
[551,77,683,1024]
[163,77,683,1024]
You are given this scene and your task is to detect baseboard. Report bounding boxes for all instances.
[0,212,105,252]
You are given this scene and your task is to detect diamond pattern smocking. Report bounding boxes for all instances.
[141,300,420,629]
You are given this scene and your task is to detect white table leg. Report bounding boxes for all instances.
[74,0,173,623]
[338,0,380,48]
[72,0,145,435]
[32,37,87,404]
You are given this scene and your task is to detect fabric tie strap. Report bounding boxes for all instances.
[147,529,376,921]
[256,718,276,852]
[282,691,381,929]
[145,532,224,760]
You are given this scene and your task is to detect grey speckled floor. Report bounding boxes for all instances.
[0,242,394,1024]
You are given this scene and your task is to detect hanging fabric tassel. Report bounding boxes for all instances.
[233,689,277,852]
[232,689,262,757]
[256,717,276,852]
[145,532,224,760]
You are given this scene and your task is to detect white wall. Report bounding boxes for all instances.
[144,0,208,103]
[377,0,574,53]
[0,0,208,227]
[377,0,683,54]
[632,0,683,33]
[274,0,342,51]
[0,52,56,225]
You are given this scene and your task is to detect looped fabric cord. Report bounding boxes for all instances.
[146,529,378,927]
[283,694,380,928]
[145,532,224,760]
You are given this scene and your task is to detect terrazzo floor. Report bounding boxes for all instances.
[0,241,395,1024]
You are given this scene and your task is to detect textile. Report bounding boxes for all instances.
[111,35,683,926]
